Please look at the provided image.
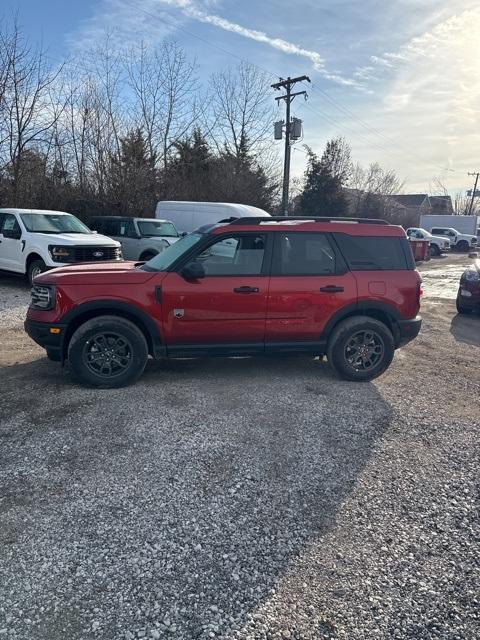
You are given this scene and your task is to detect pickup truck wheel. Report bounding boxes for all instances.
[68,316,148,388]
[456,240,469,252]
[327,316,395,382]
[429,243,440,257]
[139,251,156,262]
[28,259,47,283]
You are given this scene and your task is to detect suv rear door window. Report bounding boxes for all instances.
[273,232,340,275]
[334,234,412,270]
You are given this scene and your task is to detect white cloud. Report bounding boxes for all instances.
[153,0,362,87]
[353,6,480,191]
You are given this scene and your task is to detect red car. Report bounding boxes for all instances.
[25,216,422,387]
[456,259,480,314]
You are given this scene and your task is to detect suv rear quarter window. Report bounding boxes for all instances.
[334,234,414,270]
[272,232,344,275]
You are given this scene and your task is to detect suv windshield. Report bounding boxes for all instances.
[137,220,179,238]
[21,213,91,234]
[141,233,203,271]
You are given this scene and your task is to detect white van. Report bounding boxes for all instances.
[155,201,270,234]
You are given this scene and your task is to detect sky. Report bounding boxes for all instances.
[8,0,480,196]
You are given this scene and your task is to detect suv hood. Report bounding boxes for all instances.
[34,260,161,285]
[31,232,120,246]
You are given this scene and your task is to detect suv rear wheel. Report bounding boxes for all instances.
[327,316,395,382]
[68,316,148,388]
[429,243,440,257]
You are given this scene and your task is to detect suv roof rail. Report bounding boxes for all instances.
[229,216,390,226]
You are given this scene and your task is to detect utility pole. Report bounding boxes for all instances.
[467,172,479,215]
[272,75,310,215]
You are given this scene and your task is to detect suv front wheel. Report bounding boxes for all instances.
[68,315,148,388]
[327,316,395,382]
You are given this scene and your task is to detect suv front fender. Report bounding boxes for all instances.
[60,300,165,359]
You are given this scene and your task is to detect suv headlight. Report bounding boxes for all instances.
[30,284,56,310]
[49,245,74,262]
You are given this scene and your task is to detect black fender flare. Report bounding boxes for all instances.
[60,300,165,358]
[321,301,402,346]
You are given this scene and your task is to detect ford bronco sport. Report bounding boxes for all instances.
[25,217,422,387]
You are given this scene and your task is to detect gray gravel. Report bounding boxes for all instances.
[0,258,479,640]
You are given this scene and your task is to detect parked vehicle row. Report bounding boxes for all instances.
[0,204,271,283]
[406,227,450,256]
[25,216,422,388]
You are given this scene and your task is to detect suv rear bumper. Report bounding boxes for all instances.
[24,319,66,358]
[397,316,422,347]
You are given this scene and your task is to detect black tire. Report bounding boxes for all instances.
[456,295,472,315]
[28,259,47,284]
[327,316,395,382]
[67,315,148,388]
[429,243,440,257]
[456,240,469,252]
[139,252,156,262]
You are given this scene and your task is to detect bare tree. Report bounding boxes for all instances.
[209,62,273,160]
[124,40,198,172]
[0,18,63,204]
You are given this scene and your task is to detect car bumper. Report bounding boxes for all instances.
[458,288,480,309]
[397,316,422,347]
[24,319,66,358]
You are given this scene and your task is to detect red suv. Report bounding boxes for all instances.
[25,217,422,387]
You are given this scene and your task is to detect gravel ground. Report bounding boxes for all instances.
[0,255,479,640]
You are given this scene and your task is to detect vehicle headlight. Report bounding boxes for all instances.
[30,284,56,310]
[49,245,74,262]
[464,268,480,282]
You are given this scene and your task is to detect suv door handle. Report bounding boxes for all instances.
[319,285,344,293]
[233,286,259,294]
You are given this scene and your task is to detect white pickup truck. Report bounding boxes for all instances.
[429,226,477,253]
[405,228,450,256]
[0,208,122,283]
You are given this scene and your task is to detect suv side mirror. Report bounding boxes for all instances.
[182,261,205,280]
[2,227,21,240]
[180,232,187,237]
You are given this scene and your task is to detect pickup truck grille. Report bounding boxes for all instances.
[73,246,122,262]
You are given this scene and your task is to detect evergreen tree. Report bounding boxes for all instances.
[298,138,352,216]
[109,128,157,216]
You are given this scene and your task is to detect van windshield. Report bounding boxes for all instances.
[141,233,203,271]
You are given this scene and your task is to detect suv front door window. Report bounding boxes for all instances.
[160,234,270,348]
[266,232,357,345]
